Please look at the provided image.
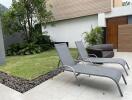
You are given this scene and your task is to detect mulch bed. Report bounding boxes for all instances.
[0,68,63,93]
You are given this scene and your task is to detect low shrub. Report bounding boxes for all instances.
[19,42,42,55]
[35,35,54,50]
[6,35,53,56]
[6,42,40,56]
[6,43,22,56]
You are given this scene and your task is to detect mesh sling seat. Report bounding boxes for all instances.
[55,43,127,97]
[75,41,130,76]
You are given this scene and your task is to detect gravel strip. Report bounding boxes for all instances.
[0,68,62,93]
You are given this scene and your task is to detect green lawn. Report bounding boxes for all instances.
[0,49,77,80]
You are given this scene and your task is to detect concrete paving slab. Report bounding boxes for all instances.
[0,51,132,100]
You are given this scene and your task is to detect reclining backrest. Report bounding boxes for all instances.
[75,41,89,59]
[55,43,75,66]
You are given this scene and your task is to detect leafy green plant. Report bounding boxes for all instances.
[83,26,104,46]
[19,42,41,55]
[6,34,53,56]
[6,43,21,56]
[2,0,54,56]
[7,42,41,56]
[35,35,53,49]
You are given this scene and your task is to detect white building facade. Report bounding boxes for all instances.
[43,0,132,48]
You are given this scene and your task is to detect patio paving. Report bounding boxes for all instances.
[0,51,132,100]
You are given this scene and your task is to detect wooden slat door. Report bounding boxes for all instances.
[118,24,132,52]
[106,17,128,48]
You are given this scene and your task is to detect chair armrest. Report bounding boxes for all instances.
[63,65,76,74]
[88,54,97,58]
[75,58,94,64]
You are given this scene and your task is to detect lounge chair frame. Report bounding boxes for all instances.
[55,43,127,97]
[75,41,130,76]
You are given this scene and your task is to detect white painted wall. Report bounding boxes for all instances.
[43,5,132,48]
[43,15,98,48]
[106,6,132,18]
[98,13,106,27]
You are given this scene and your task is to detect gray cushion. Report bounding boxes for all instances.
[102,51,114,58]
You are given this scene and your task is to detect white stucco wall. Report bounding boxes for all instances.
[98,13,106,27]
[43,6,132,48]
[106,6,132,18]
[44,15,98,48]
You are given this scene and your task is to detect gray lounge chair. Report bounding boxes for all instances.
[75,41,130,76]
[55,43,127,97]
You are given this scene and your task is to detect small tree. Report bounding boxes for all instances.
[2,0,53,42]
[1,0,54,56]
[83,26,104,46]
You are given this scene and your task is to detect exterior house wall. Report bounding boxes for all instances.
[113,0,122,7]
[98,13,106,27]
[44,15,98,48]
[0,18,5,65]
[48,0,111,21]
[118,24,132,52]
[106,6,132,18]
[44,1,132,48]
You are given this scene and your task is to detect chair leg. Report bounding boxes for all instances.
[122,66,128,76]
[116,82,123,97]
[75,76,80,86]
[73,72,80,86]
[126,62,130,70]
[122,75,127,85]
[76,73,80,76]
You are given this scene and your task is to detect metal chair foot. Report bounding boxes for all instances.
[123,66,128,76]
[126,62,130,70]
[122,75,127,85]
[116,82,123,97]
